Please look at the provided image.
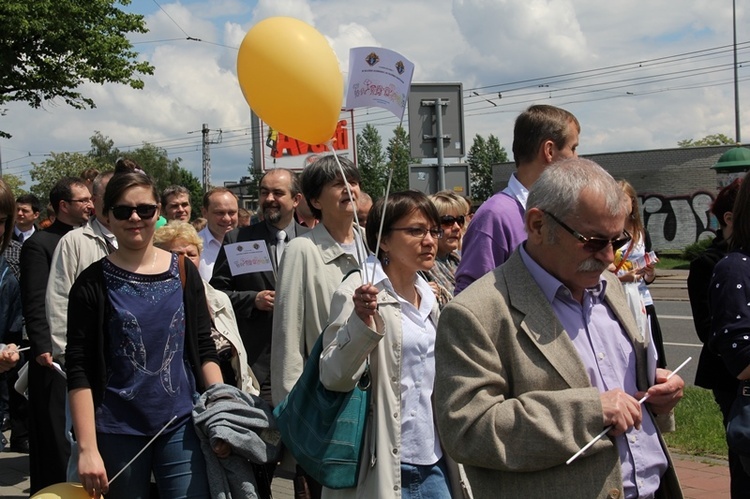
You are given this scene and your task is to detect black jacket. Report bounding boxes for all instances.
[210,220,308,386]
[66,256,219,408]
[20,219,75,357]
[688,233,738,393]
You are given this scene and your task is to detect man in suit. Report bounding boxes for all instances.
[435,158,684,498]
[198,187,239,280]
[21,177,91,493]
[210,168,306,498]
[13,193,41,244]
[210,168,307,404]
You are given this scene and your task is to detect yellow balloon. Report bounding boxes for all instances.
[31,482,91,499]
[237,17,343,145]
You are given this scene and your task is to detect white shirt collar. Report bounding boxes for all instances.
[502,172,529,208]
[364,255,436,316]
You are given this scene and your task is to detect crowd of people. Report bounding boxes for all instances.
[3,101,747,499]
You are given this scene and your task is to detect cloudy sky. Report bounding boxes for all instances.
[2,0,748,189]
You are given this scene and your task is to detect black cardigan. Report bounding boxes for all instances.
[66,256,219,408]
[687,233,738,394]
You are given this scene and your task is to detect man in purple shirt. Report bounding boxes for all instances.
[435,158,684,498]
[454,104,580,294]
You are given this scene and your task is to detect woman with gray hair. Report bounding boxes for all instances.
[153,221,257,394]
[271,155,367,498]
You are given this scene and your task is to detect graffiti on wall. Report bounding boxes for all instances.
[641,191,715,251]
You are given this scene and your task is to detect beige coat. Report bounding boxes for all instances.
[319,267,471,498]
[271,223,364,406]
[47,218,111,364]
[434,250,682,499]
[204,281,259,395]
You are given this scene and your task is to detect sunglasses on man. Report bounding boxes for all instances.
[543,211,631,253]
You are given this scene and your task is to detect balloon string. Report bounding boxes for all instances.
[325,142,369,285]
[369,114,403,287]
[109,415,177,485]
[370,167,394,287]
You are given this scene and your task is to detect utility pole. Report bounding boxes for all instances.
[199,123,222,191]
[202,124,210,191]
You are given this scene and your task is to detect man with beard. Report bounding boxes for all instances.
[211,169,307,497]
[435,158,684,498]
[211,168,308,404]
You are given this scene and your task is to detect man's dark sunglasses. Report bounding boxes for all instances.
[544,211,631,253]
[110,204,158,221]
[440,215,465,228]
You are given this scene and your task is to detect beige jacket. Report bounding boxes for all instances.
[434,250,682,499]
[319,265,471,499]
[270,222,364,406]
[204,281,259,395]
[46,218,111,364]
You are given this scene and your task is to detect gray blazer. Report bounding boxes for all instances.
[434,250,682,499]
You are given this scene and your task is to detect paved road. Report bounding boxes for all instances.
[656,299,701,385]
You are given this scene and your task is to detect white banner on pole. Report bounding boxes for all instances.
[345,47,414,121]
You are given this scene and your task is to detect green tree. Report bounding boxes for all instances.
[29,133,203,210]
[0,0,154,136]
[678,133,736,148]
[88,131,121,166]
[356,124,387,198]
[386,126,412,192]
[0,173,28,197]
[468,134,508,203]
[29,152,101,206]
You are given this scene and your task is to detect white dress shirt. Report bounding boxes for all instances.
[198,226,223,281]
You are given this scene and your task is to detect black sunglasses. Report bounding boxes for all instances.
[440,215,465,228]
[543,211,631,253]
[110,204,158,221]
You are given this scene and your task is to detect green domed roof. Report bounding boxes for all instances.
[712,146,750,172]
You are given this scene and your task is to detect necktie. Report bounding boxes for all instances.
[276,230,287,267]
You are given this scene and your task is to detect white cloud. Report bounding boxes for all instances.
[2,0,748,189]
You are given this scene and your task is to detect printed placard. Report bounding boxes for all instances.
[226,241,273,276]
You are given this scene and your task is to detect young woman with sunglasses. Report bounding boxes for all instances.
[66,172,222,498]
[422,191,469,309]
[319,190,469,498]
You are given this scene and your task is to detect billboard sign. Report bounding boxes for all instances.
[259,110,356,171]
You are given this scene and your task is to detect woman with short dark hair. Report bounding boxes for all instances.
[319,190,468,498]
[271,155,366,498]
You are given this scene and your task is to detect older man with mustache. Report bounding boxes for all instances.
[435,158,685,499]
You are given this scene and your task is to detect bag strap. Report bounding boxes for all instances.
[178,254,187,290]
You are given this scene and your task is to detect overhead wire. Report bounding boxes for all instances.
[4,4,748,181]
